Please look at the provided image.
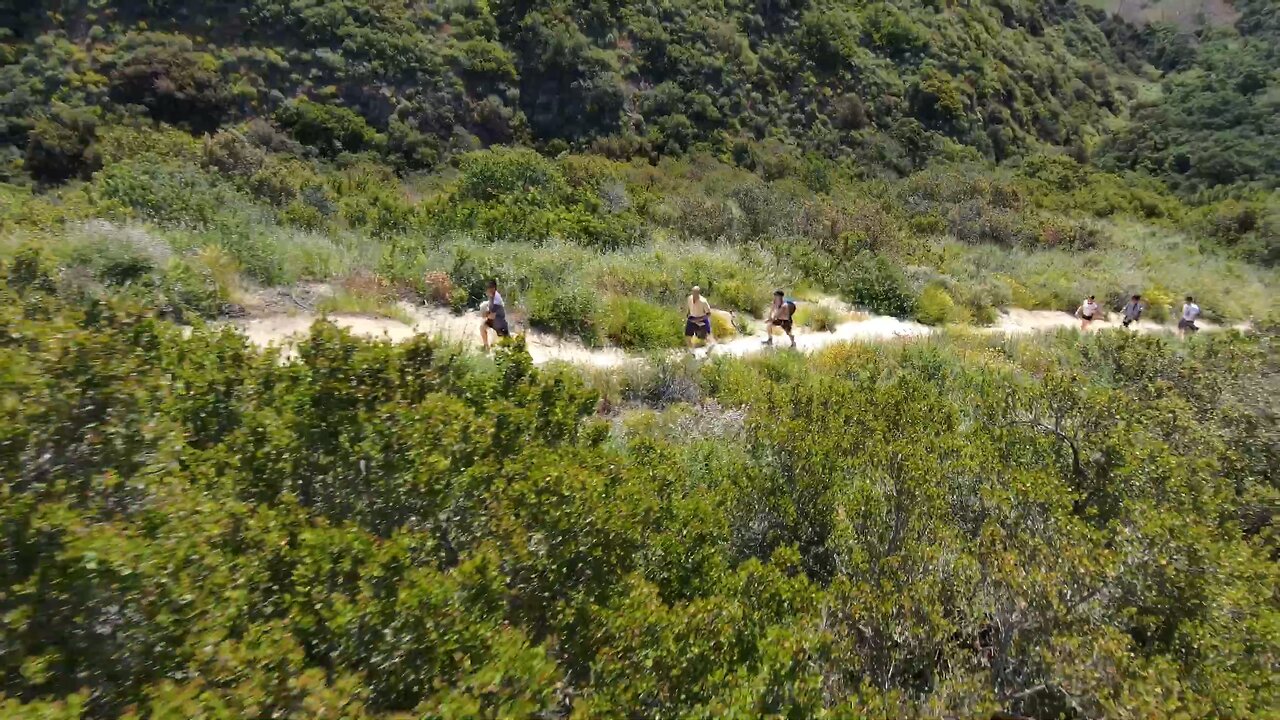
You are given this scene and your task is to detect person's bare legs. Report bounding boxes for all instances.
[763,322,774,345]
[480,322,490,351]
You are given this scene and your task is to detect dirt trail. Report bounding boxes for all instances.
[228,301,1245,367]
[233,301,630,367]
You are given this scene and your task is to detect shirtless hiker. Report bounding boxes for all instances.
[764,290,796,348]
[685,286,714,349]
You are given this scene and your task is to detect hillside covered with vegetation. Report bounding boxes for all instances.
[1,0,1277,333]
[1,0,1279,718]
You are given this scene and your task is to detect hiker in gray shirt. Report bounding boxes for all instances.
[1121,294,1144,329]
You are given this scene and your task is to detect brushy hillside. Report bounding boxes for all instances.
[1,260,1278,718]
[2,2,1280,718]
[1,0,1274,187]
[0,0,1145,168]
[2,1,1278,346]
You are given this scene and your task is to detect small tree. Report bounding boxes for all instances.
[24,107,101,184]
[275,98,383,157]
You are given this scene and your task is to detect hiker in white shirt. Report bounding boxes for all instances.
[1178,295,1201,338]
[1121,294,1144,329]
[684,286,713,349]
[479,278,510,351]
[1076,295,1100,330]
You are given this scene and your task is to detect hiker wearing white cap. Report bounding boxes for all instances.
[685,286,713,349]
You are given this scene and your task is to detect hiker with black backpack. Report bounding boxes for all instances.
[764,290,797,348]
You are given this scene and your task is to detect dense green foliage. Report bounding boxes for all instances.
[0,0,1275,185]
[1099,0,1280,196]
[2,3,1280,716]
[2,256,1277,718]
[0,0,1134,167]
[1,0,1278,333]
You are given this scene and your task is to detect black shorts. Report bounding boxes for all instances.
[1122,319,1133,328]
[769,318,793,332]
[1081,314,1094,322]
[685,316,710,338]
[1178,319,1198,332]
[485,317,510,336]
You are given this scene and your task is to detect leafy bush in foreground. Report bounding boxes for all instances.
[1,261,1276,718]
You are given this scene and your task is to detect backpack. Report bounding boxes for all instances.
[785,300,797,317]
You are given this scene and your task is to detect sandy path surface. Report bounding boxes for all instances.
[233,301,630,367]
[228,301,1244,367]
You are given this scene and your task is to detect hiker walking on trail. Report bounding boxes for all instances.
[685,285,714,349]
[479,279,509,351]
[1179,296,1201,338]
[1076,295,1100,330]
[764,290,796,348]
[1121,294,1144,329]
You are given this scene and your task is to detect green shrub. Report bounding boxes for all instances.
[837,253,916,317]
[601,297,684,350]
[448,287,470,314]
[69,233,166,287]
[971,304,998,325]
[276,99,382,157]
[96,160,254,231]
[5,244,58,293]
[438,149,643,249]
[916,283,958,326]
[455,148,565,203]
[528,284,601,344]
[158,257,225,318]
[94,125,205,167]
[794,303,842,332]
[24,107,101,184]
[109,35,235,132]
[948,200,1036,247]
[710,311,736,338]
[711,277,769,315]
[0,283,1277,718]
